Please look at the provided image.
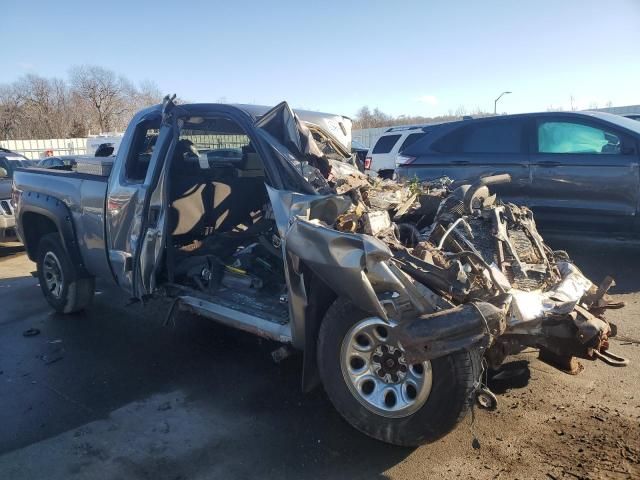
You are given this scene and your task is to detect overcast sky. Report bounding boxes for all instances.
[3,0,640,117]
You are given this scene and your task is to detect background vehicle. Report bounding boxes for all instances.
[365,125,434,178]
[95,142,116,157]
[351,139,368,171]
[37,155,79,171]
[625,114,640,121]
[396,111,640,235]
[86,135,123,156]
[0,148,34,242]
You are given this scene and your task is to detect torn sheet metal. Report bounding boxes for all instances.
[259,104,625,370]
[508,262,593,327]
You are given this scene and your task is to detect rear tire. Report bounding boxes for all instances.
[37,232,94,314]
[317,298,481,446]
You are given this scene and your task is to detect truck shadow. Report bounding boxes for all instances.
[0,244,24,259]
[488,360,531,394]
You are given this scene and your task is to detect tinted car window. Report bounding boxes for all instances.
[538,121,623,154]
[434,121,523,153]
[398,132,426,152]
[372,134,401,154]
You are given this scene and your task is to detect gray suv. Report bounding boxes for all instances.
[396,111,640,235]
[0,149,34,242]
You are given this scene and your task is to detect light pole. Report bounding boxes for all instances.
[494,91,512,114]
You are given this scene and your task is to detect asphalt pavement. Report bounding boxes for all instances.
[0,235,639,480]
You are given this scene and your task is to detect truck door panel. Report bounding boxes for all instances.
[105,111,172,295]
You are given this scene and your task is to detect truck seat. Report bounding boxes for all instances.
[169,166,267,246]
[169,170,215,244]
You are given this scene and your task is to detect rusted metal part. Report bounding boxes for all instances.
[396,302,506,362]
[573,304,610,348]
[462,174,511,214]
[592,349,630,367]
[584,276,626,312]
[539,348,584,375]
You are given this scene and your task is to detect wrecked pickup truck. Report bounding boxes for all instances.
[13,97,628,446]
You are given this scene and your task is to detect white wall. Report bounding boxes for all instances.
[0,138,89,159]
[352,127,389,149]
[0,135,125,159]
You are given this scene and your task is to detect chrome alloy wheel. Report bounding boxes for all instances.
[340,318,433,418]
[43,251,64,299]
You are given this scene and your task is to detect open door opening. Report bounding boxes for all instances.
[166,115,288,326]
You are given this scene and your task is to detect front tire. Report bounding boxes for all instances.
[37,232,94,314]
[317,298,481,446]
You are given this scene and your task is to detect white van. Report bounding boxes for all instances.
[364,125,430,178]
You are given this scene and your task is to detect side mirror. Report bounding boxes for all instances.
[0,167,8,178]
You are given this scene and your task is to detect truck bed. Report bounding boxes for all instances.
[13,167,112,279]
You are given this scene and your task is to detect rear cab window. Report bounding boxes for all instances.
[372,134,401,154]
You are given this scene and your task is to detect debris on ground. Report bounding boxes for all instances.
[39,348,64,365]
[22,328,40,337]
[39,341,64,364]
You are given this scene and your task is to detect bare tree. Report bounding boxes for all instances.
[131,80,163,112]
[354,106,374,129]
[0,66,163,140]
[352,105,491,130]
[69,65,133,133]
[16,75,74,138]
[0,84,23,140]
[454,105,467,117]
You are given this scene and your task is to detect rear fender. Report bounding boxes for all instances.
[18,192,88,278]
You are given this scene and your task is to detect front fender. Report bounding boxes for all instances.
[285,218,392,321]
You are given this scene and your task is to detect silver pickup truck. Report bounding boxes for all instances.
[13,98,627,446]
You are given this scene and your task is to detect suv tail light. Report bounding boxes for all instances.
[364,156,372,170]
[396,154,416,166]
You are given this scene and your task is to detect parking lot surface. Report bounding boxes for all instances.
[0,235,639,480]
